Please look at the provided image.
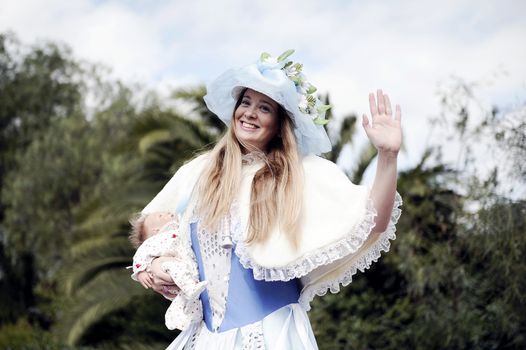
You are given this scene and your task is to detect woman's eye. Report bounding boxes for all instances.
[260,105,270,113]
[241,100,250,106]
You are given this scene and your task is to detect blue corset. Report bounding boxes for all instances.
[190,222,300,332]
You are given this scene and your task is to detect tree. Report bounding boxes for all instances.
[56,98,218,347]
[310,77,526,350]
[0,31,93,325]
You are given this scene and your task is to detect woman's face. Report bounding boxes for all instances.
[233,89,280,153]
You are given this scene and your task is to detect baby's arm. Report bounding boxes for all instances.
[131,225,180,281]
[136,271,153,289]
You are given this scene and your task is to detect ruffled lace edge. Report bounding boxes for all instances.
[231,191,402,283]
[298,191,402,311]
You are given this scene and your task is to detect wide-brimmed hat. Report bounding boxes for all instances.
[203,50,332,155]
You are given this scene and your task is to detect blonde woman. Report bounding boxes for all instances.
[135,50,403,349]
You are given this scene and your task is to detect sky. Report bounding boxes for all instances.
[1,0,525,185]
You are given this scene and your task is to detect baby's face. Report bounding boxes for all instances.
[143,212,175,238]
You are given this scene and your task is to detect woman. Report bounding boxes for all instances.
[137,50,403,349]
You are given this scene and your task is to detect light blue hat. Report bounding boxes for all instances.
[203,50,332,155]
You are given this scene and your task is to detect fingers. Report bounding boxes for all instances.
[150,257,175,283]
[362,114,370,130]
[138,276,152,289]
[145,274,153,288]
[395,104,401,122]
[377,89,385,115]
[370,90,397,117]
[368,93,377,117]
[384,94,392,116]
[137,271,152,289]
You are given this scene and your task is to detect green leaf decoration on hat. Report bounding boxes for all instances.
[277,49,295,62]
[317,104,331,113]
[313,117,329,125]
[292,63,303,73]
[260,52,271,61]
[306,85,317,94]
[289,76,301,84]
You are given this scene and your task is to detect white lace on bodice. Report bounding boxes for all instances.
[192,216,233,331]
[188,158,262,332]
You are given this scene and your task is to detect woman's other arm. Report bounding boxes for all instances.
[362,90,402,234]
[149,257,179,299]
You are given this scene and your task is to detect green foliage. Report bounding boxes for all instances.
[310,152,464,349]
[172,85,226,134]
[459,198,526,348]
[0,31,99,325]
[310,80,526,349]
[0,318,76,350]
[4,116,91,269]
[54,86,218,345]
[2,31,525,350]
[0,247,36,323]
[0,31,85,172]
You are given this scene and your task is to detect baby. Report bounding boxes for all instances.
[129,211,207,331]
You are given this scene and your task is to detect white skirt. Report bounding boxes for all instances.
[166,303,318,350]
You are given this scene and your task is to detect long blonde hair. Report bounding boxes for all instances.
[195,90,304,247]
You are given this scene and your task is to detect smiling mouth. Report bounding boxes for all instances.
[240,121,259,129]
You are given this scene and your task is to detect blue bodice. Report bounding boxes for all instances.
[190,222,300,332]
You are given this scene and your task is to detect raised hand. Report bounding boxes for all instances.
[362,89,402,155]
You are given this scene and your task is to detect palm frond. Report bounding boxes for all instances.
[351,143,378,184]
[69,236,132,260]
[62,255,131,296]
[172,85,226,133]
[325,114,357,163]
[58,269,148,345]
[138,129,172,154]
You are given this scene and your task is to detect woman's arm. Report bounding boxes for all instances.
[370,151,398,233]
[362,90,402,234]
[149,257,179,299]
[131,229,176,280]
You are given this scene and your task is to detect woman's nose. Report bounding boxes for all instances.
[244,108,256,118]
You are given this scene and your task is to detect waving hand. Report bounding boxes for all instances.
[362,89,402,155]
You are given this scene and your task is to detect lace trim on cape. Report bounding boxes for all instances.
[230,192,402,285]
[298,191,402,311]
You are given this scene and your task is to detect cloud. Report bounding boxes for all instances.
[1,0,524,173]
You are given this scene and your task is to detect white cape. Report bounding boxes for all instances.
[141,153,402,310]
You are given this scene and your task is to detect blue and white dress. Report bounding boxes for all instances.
[139,153,403,350]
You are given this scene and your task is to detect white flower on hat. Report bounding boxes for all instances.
[298,94,309,112]
[258,50,330,126]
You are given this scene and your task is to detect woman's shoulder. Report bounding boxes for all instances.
[302,154,336,167]
[301,154,349,180]
[177,152,210,175]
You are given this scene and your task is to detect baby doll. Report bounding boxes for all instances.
[129,211,207,331]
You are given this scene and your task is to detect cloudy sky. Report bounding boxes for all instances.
[1,0,525,180]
